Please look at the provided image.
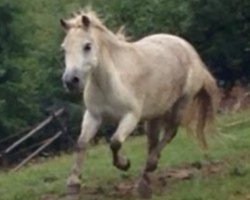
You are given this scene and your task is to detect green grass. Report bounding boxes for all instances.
[0,112,250,200]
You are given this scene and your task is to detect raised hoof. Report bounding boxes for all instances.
[66,183,81,195]
[146,158,158,172]
[136,178,152,199]
[114,158,131,171]
[146,161,158,172]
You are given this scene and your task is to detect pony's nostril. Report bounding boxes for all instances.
[72,76,79,84]
[62,74,80,91]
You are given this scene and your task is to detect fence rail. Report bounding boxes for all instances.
[13,131,63,172]
[0,107,70,171]
[4,108,65,154]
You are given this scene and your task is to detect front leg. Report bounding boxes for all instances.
[110,112,139,171]
[67,110,101,194]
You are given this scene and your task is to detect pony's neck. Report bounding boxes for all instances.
[97,26,124,51]
[89,28,126,93]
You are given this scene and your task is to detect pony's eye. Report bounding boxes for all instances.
[83,43,91,52]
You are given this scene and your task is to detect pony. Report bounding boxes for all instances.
[60,9,219,197]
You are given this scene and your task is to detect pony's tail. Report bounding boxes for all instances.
[183,71,220,149]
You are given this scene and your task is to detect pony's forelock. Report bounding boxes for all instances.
[64,8,106,30]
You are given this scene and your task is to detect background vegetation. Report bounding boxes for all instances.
[0,0,250,138]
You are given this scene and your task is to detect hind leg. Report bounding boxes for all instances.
[135,119,161,198]
[144,121,178,173]
[145,119,161,153]
[144,119,161,172]
[137,97,191,197]
[137,120,178,198]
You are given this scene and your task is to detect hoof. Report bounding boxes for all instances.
[66,183,81,195]
[136,178,152,199]
[146,161,158,172]
[146,158,158,172]
[114,158,131,171]
[66,175,81,195]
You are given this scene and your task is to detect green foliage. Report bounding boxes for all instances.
[185,0,250,84]
[93,0,191,38]
[0,2,30,134]
[0,1,85,136]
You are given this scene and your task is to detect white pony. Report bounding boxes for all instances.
[60,9,219,197]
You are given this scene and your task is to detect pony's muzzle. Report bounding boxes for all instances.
[62,73,80,91]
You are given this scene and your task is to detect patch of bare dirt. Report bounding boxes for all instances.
[114,160,225,198]
[42,160,226,200]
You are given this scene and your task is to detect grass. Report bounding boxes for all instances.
[0,111,250,200]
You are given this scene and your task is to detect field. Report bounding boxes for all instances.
[0,111,250,200]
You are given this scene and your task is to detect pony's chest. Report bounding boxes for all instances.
[85,89,130,121]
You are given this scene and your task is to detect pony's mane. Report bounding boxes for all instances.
[65,8,128,41]
[116,26,130,41]
[65,8,106,31]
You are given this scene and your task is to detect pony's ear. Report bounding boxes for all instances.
[60,19,70,31]
[82,15,90,29]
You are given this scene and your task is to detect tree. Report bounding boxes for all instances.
[185,0,250,85]
[0,2,28,135]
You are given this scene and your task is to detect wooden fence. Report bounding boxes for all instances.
[0,108,74,171]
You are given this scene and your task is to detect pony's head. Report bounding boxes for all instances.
[60,11,101,91]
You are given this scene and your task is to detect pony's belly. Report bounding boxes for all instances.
[141,104,170,119]
[140,91,181,119]
[101,107,123,122]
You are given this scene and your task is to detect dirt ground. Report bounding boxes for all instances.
[41,160,226,200]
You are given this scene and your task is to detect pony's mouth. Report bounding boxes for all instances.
[63,81,82,93]
[62,73,83,93]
